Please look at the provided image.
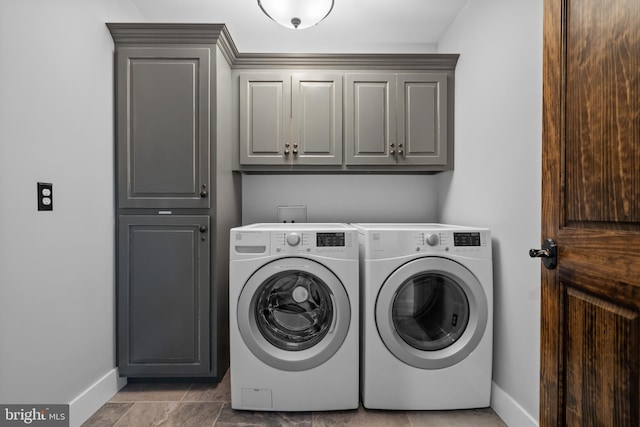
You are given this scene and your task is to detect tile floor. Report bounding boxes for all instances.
[82,371,508,426]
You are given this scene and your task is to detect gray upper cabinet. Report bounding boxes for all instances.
[345,73,448,166]
[118,215,210,376]
[345,73,397,165]
[239,73,291,165]
[116,47,210,208]
[291,73,343,165]
[397,73,448,166]
[239,72,343,166]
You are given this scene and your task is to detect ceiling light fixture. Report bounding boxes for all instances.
[258,0,335,30]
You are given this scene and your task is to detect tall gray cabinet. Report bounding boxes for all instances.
[108,24,241,379]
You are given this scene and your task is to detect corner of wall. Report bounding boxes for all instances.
[491,382,538,427]
[69,369,127,427]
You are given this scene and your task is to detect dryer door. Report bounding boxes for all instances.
[237,257,351,371]
[376,257,488,369]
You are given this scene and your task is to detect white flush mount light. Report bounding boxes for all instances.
[258,0,335,30]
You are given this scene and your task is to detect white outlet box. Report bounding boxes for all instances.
[277,205,307,223]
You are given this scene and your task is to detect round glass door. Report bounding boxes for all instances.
[237,258,351,371]
[376,257,487,369]
[392,273,470,351]
[256,270,334,351]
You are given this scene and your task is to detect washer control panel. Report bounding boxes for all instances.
[232,225,358,260]
[286,232,301,246]
[275,231,353,254]
[317,232,346,247]
[425,233,439,246]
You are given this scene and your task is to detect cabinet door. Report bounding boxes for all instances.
[396,73,448,166]
[291,73,343,165]
[116,47,210,209]
[345,74,397,165]
[118,215,210,376]
[239,73,291,165]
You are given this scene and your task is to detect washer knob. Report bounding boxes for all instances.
[426,233,439,246]
[286,232,301,246]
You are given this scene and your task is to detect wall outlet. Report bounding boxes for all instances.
[37,182,53,211]
[277,205,307,223]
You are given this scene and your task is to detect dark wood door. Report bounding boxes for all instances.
[541,0,640,425]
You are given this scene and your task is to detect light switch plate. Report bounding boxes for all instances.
[277,205,307,223]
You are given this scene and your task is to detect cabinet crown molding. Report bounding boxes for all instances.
[106,23,238,65]
[107,23,459,70]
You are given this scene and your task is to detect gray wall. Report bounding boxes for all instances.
[242,175,439,224]
[0,0,140,411]
[437,0,543,424]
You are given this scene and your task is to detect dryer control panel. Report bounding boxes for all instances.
[353,224,491,261]
[415,231,489,255]
[453,232,482,247]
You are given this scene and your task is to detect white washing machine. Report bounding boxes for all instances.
[229,223,359,411]
[352,223,493,410]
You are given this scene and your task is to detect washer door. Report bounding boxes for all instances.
[376,257,488,369]
[237,257,351,371]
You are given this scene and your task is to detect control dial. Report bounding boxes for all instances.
[426,233,440,246]
[286,232,301,246]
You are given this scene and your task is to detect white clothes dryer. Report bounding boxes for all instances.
[352,223,493,410]
[229,223,359,411]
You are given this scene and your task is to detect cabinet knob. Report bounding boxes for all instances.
[293,149,298,155]
[199,225,208,233]
[200,190,208,198]
[284,149,290,156]
[390,150,396,155]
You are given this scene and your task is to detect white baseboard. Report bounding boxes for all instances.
[491,382,538,427]
[66,372,531,427]
[68,368,127,427]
